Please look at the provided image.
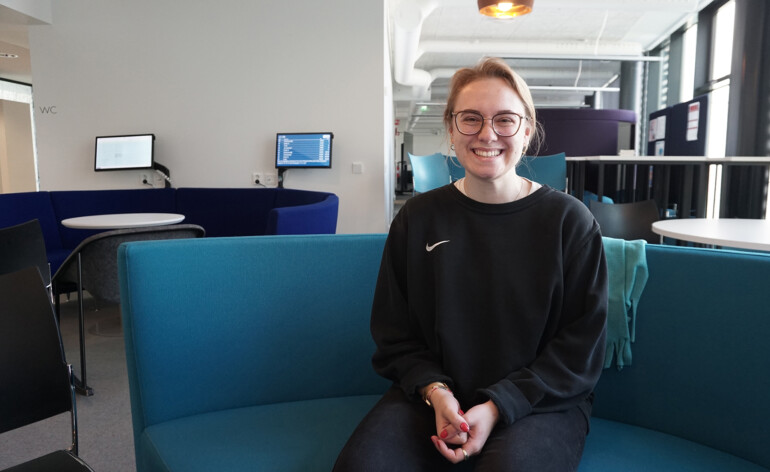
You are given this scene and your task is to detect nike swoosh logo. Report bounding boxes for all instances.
[426,240,450,252]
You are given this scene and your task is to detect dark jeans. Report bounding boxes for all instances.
[333,386,589,472]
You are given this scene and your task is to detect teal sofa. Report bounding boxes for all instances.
[118,235,770,471]
[0,187,338,274]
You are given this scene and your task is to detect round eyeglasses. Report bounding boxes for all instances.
[452,111,528,137]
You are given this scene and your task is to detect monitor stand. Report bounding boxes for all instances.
[153,162,172,188]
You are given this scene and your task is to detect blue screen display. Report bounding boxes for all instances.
[275,132,333,168]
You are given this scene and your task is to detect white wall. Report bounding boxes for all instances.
[0,100,36,193]
[27,0,388,233]
[412,133,450,157]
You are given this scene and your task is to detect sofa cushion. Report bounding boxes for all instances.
[593,246,770,468]
[581,418,768,471]
[0,191,59,248]
[266,192,339,235]
[137,395,381,472]
[137,400,770,472]
[174,188,278,237]
[0,191,72,274]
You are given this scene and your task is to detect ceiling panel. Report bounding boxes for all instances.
[391,0,714,135]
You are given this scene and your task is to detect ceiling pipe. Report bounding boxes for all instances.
[392,0,438,98]
[420,39,645,59]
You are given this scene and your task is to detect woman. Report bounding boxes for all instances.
[334,57,607,471]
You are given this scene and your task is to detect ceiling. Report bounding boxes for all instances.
[389,0,715,134]
[1,1,714,133]
[0,4,44,85]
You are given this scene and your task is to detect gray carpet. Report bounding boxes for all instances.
[0,296,136,471]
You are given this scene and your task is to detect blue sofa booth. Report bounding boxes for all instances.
[0,187,338,274]
[118,234,770,472]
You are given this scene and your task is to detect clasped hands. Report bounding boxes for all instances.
[427,387,499,464]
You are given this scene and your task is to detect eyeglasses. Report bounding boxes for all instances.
[452,110,528,137]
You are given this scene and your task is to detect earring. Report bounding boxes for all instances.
[450,144,455,151]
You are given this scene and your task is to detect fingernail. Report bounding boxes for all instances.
[460,422,469,432]
[458,409,464,415]
[440,430,448,439]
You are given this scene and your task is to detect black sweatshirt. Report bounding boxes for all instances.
[371,184,608,425]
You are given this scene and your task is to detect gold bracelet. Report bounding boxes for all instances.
[423,382,451,406]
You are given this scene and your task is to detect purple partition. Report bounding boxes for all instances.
[536,108,636,157]
[536,108,637,198]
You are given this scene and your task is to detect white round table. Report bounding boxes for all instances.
[652,218,770,252]
[61,213,185,229]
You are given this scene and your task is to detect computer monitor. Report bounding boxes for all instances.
[275,132,333,169]
[94,134,155,171]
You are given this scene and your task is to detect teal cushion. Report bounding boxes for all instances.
[580,419,769,471]
[136,397,770,471]
[138,395,381,472]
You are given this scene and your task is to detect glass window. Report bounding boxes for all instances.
[711,0,735,81]
[706,80,731,157]
[704,0,735,216]
[680,24,698,103]
[705,0,735,158]
[0,80,32,104]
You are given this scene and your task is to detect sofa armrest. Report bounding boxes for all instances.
[265,194,339,235]
[118,234,388,444]
[593,245,770,469]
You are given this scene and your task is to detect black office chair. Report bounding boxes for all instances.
[52,224,206,395]
[0,267,95,472]
[0,219,51,293]
[589,199,661,244]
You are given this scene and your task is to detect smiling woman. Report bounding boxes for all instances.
[334,58,608,472]
[442,58,543,204]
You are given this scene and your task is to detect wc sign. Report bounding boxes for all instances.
[39,105,57,114]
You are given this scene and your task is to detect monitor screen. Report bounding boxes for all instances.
[94,134,155,171]
[275,132,333,169]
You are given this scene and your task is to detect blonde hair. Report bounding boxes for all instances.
[443,57,542,154]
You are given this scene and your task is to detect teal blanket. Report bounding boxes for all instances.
[602,237,649,369]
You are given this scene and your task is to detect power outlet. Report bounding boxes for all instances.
[252,172,262,185]
[141,174,150,185]
[264,173,277,186]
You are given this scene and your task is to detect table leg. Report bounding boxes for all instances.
[682,164,694,219]
[597,163,605,200]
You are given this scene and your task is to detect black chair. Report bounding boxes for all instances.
[52,224,206,395]
[0,219,51,292]
[0,267,95,472]
[589,199,661,244]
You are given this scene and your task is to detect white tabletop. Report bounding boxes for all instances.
[566,155,709,164]
[566,155,770,164]
[652,218,770,251]
[61,213,185,229]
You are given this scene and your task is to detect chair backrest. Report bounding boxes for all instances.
[446,155,466,181]
[589,199,660,244]
[53,224,206,304]
[516,152,567,191]
[0,219,51,287]
[408,152,451,193]
[0,266,72,434]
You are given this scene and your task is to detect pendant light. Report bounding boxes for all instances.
[478,0,534,18]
